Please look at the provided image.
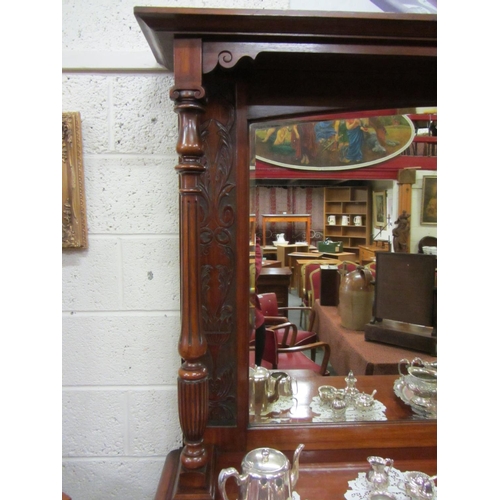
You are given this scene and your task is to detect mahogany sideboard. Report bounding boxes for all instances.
[134,7,437,499]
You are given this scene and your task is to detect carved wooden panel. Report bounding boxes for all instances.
[198,76,238,426]
[62,112,88,249]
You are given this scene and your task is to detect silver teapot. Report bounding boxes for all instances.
[249,366,286,417]
[218,444,305,500]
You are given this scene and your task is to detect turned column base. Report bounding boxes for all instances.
[155,445,217,500]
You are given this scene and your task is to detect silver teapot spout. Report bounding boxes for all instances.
[290,443,305,490]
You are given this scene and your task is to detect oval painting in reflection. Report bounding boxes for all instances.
[253,114,415,172]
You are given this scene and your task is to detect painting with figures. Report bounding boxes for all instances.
[252,112,415,172]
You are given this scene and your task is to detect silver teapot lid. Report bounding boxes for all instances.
[253,366,271,380]
[242,447,289,475]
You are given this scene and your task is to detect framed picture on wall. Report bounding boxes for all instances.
[63,111,88,248]
[373,191,387,228]
[421,176,437,225]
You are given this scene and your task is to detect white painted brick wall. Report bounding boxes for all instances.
[62,1,289,499]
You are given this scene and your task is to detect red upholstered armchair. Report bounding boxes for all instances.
[338,260,359,277]
[364,261,376,281]
[257,292,317,348]
[308,268,322,305]
[250,328,330,375]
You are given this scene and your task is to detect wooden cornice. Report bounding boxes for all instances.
[134,8,436,72]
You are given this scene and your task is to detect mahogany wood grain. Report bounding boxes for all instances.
[134,8,438,499]
[171,38,209,471]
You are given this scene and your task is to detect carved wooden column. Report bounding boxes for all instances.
[170,38,210,475]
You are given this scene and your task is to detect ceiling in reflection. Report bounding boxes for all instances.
[289,0,437,14]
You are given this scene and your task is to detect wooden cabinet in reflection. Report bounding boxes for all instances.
[257,267,292,307]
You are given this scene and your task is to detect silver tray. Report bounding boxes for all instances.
[393,377,437,418]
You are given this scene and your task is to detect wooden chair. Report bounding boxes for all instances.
[308,267,322,305]
[257,292,317,348]
[300,261,325,327]
[364,261,376,281]
[250,328,331,375]
[338,260,359,278]
[418,236,437,253]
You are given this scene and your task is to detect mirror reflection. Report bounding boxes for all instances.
[248,108,437,426]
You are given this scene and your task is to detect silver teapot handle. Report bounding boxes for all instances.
[398,358,410,377]
[218,467,246,500]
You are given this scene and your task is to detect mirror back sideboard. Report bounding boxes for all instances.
[134,8,437,499]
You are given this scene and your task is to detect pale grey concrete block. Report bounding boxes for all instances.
[113,74,178,154]
[129,388,183,455]
[62,239,121,311]
[121,237,180,310]
[62,314,181,386]
[62,74,110,154]
[84,156,179,234]
[62,457,165,500]
[63,0,204,53]
[62,390,127,457]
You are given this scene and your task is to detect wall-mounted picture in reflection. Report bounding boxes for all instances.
[421,176,437,225]
[373,191,387,228]
[252,112,415,172]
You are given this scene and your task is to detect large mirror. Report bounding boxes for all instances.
[247,107,437,427]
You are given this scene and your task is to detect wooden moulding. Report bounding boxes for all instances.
[62,112,88,249]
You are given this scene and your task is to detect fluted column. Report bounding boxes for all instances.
[170,38,209,470]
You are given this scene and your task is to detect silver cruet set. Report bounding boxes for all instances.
[317,370,377,419]
[364,455,437,499]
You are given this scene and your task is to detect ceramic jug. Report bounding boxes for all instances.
[218,444,305,500]
[328,215,336,225]
[249,366,286,417]
[276,233,286,242]
[338,266,374,330]
[341,215,350,226]
[354,215,362,226]
[366,456,394,491]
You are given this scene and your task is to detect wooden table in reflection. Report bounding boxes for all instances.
[293,252,356,297]
[249,370,423,425]
[312,301,437,376]
[261,214,311,246]
[261,259,281,268]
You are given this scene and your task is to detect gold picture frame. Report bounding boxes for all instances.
[373,191,387,228]
[421,175,437,225]
[62,112,88,248]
